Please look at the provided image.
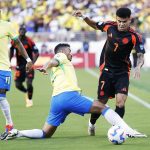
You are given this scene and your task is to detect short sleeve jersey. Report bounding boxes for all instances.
[51,53,81,96]
[96,21,145,73]
[0,20,18,71]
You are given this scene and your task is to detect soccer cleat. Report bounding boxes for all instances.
[0,132,9,140]
[0,125,14,140]
[26,99,33,108]
[126,129,147,138]
[88,120,95,136]
[5,129,19,140]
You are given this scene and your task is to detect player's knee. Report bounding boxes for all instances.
[116,94,126,108]
[90,100,106,113]
[116,100,125,108]
[15,82,22,89]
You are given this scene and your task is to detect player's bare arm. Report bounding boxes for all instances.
[32,52,39,64]
[13,38,33,72]
[73,10,98,30]
[136,53,144,68]
[37,58,59,74]
[133,53,144,79]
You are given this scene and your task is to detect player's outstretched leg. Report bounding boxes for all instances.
[90,100,147,138]
[5,123,57,140]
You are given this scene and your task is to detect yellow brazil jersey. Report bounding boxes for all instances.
[0,20,18,71]
[50,53,81,96]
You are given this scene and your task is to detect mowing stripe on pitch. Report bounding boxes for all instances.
[85,68,150,109]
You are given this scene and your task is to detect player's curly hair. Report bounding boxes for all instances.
[116,7,131,18]
[54,43,70,54]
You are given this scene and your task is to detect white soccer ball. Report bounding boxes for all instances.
[107,125,127,145]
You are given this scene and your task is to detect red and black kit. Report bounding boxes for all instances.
[96,21,145,99]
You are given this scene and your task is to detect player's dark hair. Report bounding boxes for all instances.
[19,25,27,32]
[54,43,70,54]
[116,7,131,18]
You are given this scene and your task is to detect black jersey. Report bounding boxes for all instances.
[10,37,39,68]
[96,21,145,73]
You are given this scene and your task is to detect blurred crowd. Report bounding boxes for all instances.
[1,0,150,41]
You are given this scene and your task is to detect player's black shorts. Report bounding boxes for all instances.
[14,67,34,82]
[97,69,129,100]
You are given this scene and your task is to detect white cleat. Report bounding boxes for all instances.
[126,129,147,138]
[88,120,95,136]
[6,129,19,140]
[26,99,33,108]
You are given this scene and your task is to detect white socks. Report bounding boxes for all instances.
[0,97,13,126]
[18,129,44,138]
[102,107,133,133]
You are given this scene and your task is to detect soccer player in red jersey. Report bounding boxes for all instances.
[73,7,145,136]
[10,25,39,107]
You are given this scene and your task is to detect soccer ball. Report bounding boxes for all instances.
[107,125,127,145]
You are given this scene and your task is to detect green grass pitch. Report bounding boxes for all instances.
[0,68,150,150]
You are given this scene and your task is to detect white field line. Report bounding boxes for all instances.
[85,68,150,109]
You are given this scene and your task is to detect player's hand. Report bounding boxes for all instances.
[73,10,83,18]
[133,66,141,79]
[26,61,33,72]
[36,68,48,75]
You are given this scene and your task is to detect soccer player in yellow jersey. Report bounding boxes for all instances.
[0,10,33,140]
[5,43,146,140]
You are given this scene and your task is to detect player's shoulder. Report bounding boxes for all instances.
[105,21,117,26]
[128,27,141,35]
[129,27,142,41]
[26,36,33,42]
[26,36,35,44]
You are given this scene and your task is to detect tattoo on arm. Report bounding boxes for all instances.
[137,53,144,68]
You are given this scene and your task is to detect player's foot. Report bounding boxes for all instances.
[0,132,9,140]
[88,120,95,136]
[5,129,19,140]
[0,125,14,140]
[25,93,33,107]
[126,129,147,138]
[26,99,33,108]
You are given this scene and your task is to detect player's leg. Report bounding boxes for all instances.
[71,92,147,138]
[14,69,27,93]
[0,71,14,140]
[6,94,68,140]
[114,72,129,118]
[25,70,34,107]
[88,70,113,135]
[115,94,127,118]
[6,123,57,139]
[90,100,147,137]
[15,81,27,93]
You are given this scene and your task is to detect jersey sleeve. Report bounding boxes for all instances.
[96,21,116,32]
[133,33,145,54]
[54,53,68,65]
[27,37,39,53]
[7,22,18,40]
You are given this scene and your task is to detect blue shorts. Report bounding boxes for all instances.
[0,70,12,91]
[47,91,93,126]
